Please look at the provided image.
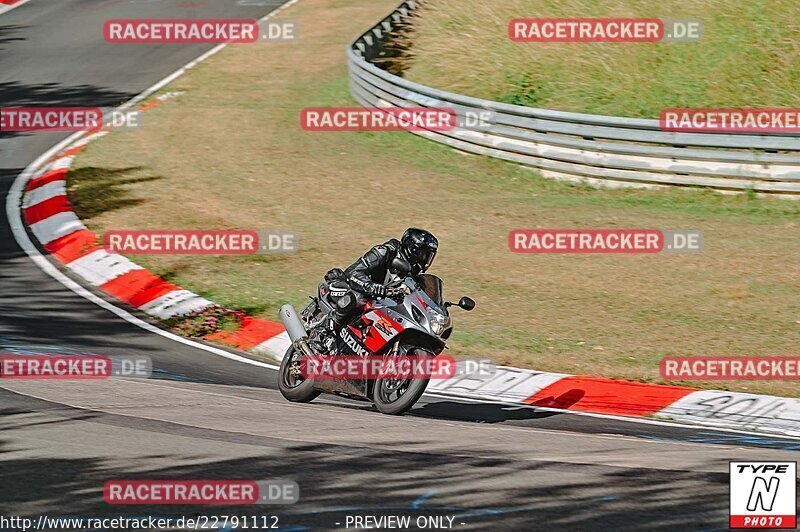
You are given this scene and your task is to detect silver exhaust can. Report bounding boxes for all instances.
[279,304,308,342]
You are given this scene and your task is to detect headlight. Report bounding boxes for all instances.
[429,310,451,336]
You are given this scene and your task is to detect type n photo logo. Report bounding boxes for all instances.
[730,462,797,529]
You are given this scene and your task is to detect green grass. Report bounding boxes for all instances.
[398,0,800,117]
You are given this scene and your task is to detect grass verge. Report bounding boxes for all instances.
[397,0,800,117]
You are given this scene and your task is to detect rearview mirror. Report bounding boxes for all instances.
[458,296,475,311]
[391,256,412,276]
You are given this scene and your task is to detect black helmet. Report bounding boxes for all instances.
[401,228,438,274]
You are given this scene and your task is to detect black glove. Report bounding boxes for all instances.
[385,285,408,299]
[324,268,345,283]
[370,283,387,298]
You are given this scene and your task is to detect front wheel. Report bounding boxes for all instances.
[371,350,432,415]
[278,346,320,403]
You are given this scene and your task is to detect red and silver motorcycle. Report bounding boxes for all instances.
[278,257,474,415]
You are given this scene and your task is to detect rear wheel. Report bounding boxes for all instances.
[278,346,320,402]
[371,350,432,415]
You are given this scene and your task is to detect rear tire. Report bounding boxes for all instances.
[371,350,432,415]
[278,346,320,403]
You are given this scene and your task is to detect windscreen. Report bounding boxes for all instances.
[420,274,445,307]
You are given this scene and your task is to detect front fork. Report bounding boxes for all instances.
[378,341,405,381]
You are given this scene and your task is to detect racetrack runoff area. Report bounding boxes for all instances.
[68,0,800,397]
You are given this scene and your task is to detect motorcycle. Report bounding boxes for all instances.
[277,257,475,415]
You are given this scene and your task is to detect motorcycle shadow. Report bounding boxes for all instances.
[410,400,557,424]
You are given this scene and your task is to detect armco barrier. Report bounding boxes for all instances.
[348,0,800,195]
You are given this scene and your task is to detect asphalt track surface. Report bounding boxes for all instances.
[1,2,799,531]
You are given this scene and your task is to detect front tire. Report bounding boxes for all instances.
[278,346,320,403]
[371,350,432,415]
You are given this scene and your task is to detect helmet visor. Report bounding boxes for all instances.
[417,247,436,271]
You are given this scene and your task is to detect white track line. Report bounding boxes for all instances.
[5,2,305,371]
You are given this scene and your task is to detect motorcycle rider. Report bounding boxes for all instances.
[320,228,438,344]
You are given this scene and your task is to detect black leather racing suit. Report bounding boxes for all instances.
[328,238,402,327]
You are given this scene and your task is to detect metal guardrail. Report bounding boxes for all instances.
[348,0,800,195]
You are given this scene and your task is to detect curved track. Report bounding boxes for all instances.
[1,2,799,530]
